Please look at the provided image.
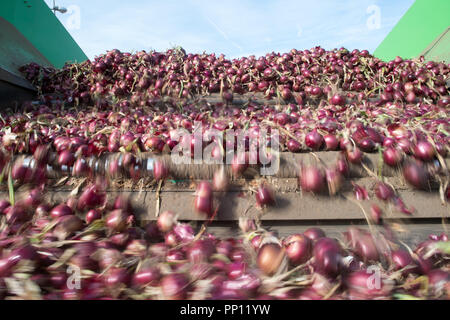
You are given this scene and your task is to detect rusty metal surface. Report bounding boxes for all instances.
[6,179,447,222]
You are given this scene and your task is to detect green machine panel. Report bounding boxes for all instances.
[375,0,450,63]
[0,0,87,69]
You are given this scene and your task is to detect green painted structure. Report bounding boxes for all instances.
[0,0,87,69]
[374,0,450,63]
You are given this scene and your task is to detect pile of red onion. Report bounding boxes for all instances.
[0,46,447,300]
[0,183,448,300]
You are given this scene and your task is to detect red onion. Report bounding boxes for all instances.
[104,268,130,288]
[304,228,326,241]
[153,160,169,181]
[161,274,190,300]
[85,209,102,224]
[255,184,275,207]
[132,268,161,288]
[105,209,129,232]
[300,166,325,193]
[0,200,10,214]
[370,204,383,224]
[313,238,340,277]
[72,158,89,176]
[345,270,391,298]
[157,211,177,233]
[284,234,312,265]
[54,215,83,240]
[325,168,343,195]
[187,239,216,263]
[287,139,301,153]
[305,131,324,151]
[195,181,213,217]
[391,249,413,271]
[231,152,249,176]
[227,262,247,280]
[428,269,449,290]
[374,182,395,201]
[330,94,345,106]
[413,141,436,162]
[324,135,339,151]
[346,147,363,164]
[58,150,76,167]
[50,204,73,219]
[77,184,105,210]
[383,147,403,167]
[173,223,195,243]
[403,162,429,190]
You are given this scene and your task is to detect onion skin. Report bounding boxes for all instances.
[85,209,102,224]
[304,228,326,241]
[132,268,161,288]
[391,250,414,271]
[157,211,177,233]
[54,215,83,240]
[287,139,301,153]
[50,204,73,220]
[345,270,391,299]
[324,135,339,151]
[195,181,213,217]
[313,238,341,277]
[161,274,190,300]
[58,150,76,167]
[403,162,429,190]
[255,184,275,208]
[154,160,169,181]
[326,169,343,195]
[300,166,325,194]
[104,268,130,288]
[173,223,195,243]
[305,131,324,151]
[383,147,403,167]
[257,243,286,276]
[346,147,363,164]
[284,234,312,265]
[374,182,395,201]
[413,141,436,162]
[187,239,215,263]
[105,209,129,233]
[370,204,383,224]
[0,200,10,214]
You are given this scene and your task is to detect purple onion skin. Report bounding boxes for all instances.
[284,234,312,265]
[132,268,161,288]
[313,238,341,277]
[304,228,326,241]
[161,274,190,300]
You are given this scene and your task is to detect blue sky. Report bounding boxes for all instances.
[45,0,415,59]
